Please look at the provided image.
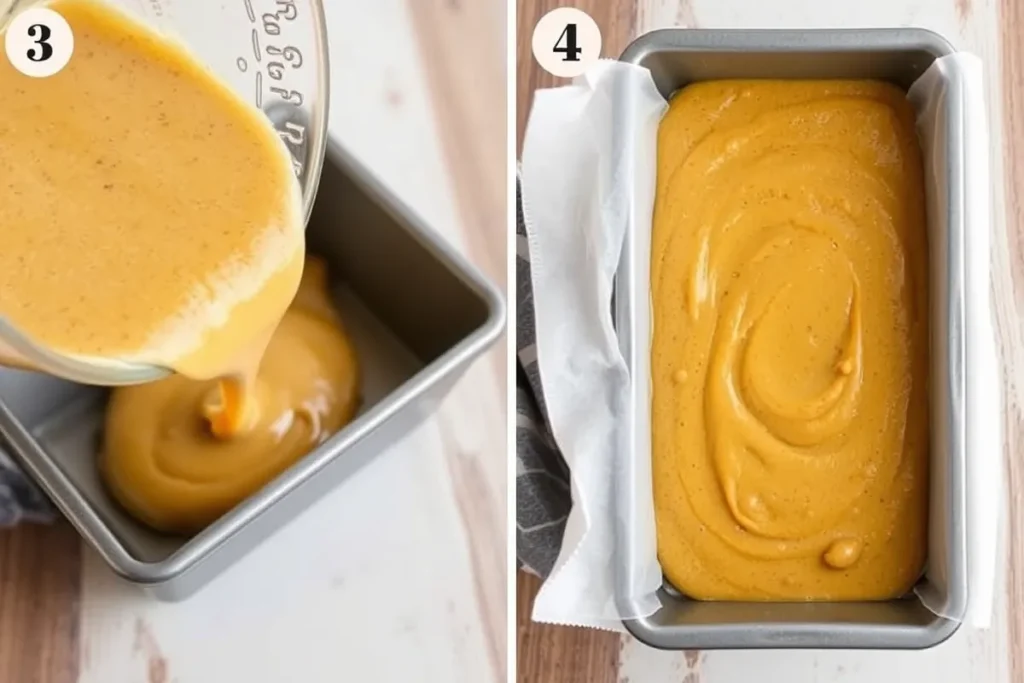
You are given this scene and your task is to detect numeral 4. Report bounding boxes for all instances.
[553,23,581,62]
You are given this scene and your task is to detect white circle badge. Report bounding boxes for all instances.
[5,7,74,78]
[531,7,601,79]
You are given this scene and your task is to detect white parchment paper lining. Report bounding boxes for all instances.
[522,53,1000,631]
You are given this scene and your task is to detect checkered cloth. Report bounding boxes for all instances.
[516,175,572,578]
[0,448,53,526]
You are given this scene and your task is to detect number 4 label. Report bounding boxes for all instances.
[553,24,581,63]
[532,8,601,78]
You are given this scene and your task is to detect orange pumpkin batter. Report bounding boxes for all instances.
[651,80,929,601]
[0,0,304,382]
[102,256,360,534]
[0,0,360,534]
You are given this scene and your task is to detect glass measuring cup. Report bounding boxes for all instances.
[0,0,329,385]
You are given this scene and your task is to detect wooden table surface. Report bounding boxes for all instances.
[516,0,1020,682]
[0,0,507,681]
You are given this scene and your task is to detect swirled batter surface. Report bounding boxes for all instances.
[651,80,929,601]
[102,257,360,534]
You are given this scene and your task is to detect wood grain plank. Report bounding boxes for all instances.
[406,0,508,415]
[516,1,635,681]
[0,521,80,683]
[516,1,637,681]
[406,0,507,290]
[516,0,636,153]
[517,571,620,683]
[438,421,506,683]
[998,0,1024,681]
[403,5,508,682]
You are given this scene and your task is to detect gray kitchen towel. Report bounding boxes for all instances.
[516,175,572,578]
[0,448,54,526]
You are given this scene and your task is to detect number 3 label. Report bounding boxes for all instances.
[532,8,601,78]
[5,7,74,78]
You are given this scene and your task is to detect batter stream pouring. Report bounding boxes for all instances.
[0,0,353,533]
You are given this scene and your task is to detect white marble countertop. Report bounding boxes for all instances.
[76,1,507,681]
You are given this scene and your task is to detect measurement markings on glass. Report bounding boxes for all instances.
[237,0,306,178]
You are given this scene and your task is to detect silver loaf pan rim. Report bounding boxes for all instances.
[614,27,966,650]
[0,137,506,599]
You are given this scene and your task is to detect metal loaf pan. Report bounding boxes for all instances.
[615,29,966,649]
[0,139,505,601]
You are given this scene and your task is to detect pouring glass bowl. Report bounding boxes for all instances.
[0,0,329,385]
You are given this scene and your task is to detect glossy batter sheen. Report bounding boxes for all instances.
[651,80,929,601]
[102,257,360,534]
[0,0,304,380]
[0,0,356,533]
